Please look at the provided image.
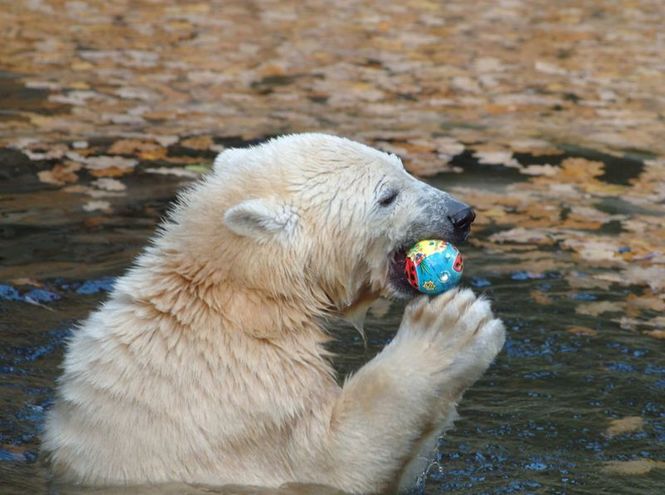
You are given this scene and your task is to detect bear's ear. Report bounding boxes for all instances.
[224,199,298,242]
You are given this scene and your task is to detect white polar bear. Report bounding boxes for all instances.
[43,134,505,494]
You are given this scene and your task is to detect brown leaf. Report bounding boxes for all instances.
[566,326,597,336]
[37,161,81,186]
[180,135,214,150]
[109,138,166,160]
[530,290,552,305]
[625,292,665,317]
[83,216,108,229]
[89,166,133,178]
[557,157,605,183]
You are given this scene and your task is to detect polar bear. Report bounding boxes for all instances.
[43,134,505,494]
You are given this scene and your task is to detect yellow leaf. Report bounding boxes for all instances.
[575,301,623,316]
[646,330,665,340]
[603,459,665,476]
[605,416,644,438]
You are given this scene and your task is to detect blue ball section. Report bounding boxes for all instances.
[405,240,463,295]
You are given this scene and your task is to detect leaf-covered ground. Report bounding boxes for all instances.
[0,1,663,494]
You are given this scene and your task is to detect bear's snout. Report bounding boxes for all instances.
[411,190,475,246]
[448,205,475,240]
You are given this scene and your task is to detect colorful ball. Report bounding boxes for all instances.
[404,240,463,295]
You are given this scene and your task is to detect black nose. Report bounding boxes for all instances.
[449,207,476,231]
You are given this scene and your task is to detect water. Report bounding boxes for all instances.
[2,0,664,490]
[1,145,664,495]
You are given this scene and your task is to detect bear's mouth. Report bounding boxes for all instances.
[387,246,420,298]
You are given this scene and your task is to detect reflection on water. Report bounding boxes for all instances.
[1,148,664,495]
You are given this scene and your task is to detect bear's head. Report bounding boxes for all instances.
[179,134,474,324]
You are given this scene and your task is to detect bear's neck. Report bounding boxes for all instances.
[117,242,333,354]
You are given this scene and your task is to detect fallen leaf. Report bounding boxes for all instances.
[82,200,111,212]
[181,135,214,150]
[622,266,665,292]
[152,135,179,147]
[24,144,68,160]
[535,61,567,75]
[10,278,43,287]
[159,155,209,165]
[530,290,552,305]
[92,178,126,192]
[605,417,644,438]
[81,155,137,170]
[592,272,625,284]
[625,292,665,317]
[89,166,133,178]
[434,137,465,160]
[566,272,612,290]
[83,216,108,228]
[558,158,605,182]
[602,459,665,476]
[109,139,166,160]
[488,228,555,245]
[575,301,623,316]
[509,139,561,156]
[566,326,597,336]
[617,316,665,331]
[37,161,82,186]
[561,238,624,265]
[520,164,558,176]
[145,167,199,178]
[473,150,520,168]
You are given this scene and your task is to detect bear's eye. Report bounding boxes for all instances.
[378,190,399,207]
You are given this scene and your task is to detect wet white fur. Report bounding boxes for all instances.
[43,134,505,493]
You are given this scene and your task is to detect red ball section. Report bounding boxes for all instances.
[453,253,464,272]
[405,257,418,289]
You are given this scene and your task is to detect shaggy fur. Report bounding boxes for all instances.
[43,134,505,494]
